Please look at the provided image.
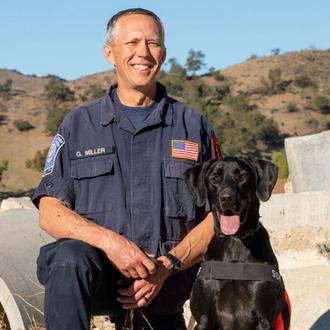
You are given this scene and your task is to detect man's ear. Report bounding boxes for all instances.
[161,47,167,65]
[183,159,217,207]
[103,43,116,65]
[242,157,278,202]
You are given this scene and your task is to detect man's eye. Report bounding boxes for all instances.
[148,41,159,46]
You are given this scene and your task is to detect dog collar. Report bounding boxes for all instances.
[198,261,284,288]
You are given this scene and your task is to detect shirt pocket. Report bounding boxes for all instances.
[70,156,114,214]
[163,158,197,220]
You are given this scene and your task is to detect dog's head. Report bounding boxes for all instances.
[184,156,278,236]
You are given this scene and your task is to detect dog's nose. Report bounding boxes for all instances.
[219,192,236,208]
[220,194,232,203]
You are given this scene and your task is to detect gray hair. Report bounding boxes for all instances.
[106,8,165,47]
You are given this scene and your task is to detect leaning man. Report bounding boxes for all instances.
[33,8,220,330]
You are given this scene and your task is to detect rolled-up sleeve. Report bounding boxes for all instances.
[32,119,74,209]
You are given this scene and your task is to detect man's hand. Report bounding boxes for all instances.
[102,232,156,279]
[117,261,170,309]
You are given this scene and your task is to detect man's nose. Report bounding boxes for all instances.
[136,41,151,57]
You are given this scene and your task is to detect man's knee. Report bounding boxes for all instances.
[37,239,102,284]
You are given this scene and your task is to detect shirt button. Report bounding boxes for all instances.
[133,209,140,215]
[46,182,53,188]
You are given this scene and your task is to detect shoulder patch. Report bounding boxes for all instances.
[43,134,65,177]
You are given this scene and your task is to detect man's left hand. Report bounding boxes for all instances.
[117,260,170,309]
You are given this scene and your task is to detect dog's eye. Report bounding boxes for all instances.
[238,173,248,183]
[210,175,222,184]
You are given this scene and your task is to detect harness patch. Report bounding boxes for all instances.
[171,140,199,161]
[43,134,65,177]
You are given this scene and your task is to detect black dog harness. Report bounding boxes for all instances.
[198,261,284,288]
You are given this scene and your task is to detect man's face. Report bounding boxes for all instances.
[104,14,166,93]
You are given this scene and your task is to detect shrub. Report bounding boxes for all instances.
[325,121,330,130]
[0,114,7,125]
[212,71,225,81]
[26,149,48,172]
[85,84,105,100]
[287,103,299,113]
[294,75,314,88]
[13,119,34,131]
[0,104,7,113]
[223,94,251,113]
[271,150,288,179]
[259,68,283,95]
[312,95,330,114]
[45,107,70,135]
[0,79,13,100]
[248,54,258,60]
[306,118,319,128]
[45,78,74,106]
[0,160,8,182]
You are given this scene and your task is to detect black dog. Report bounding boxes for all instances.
[184,156,291,330]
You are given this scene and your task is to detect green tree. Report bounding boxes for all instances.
[272,150,289,179]
[86,84,105,100]
[185,49,206,77]
[168,58,187,79]
[271,48,281,56]
[0,79,13,100]
[45,78,74,106]
[45,107,70,135]
[312,95,330,114]
[259,68,283,95]
[26,149,48,172]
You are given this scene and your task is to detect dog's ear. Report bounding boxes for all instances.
[242,157,278,201]
[183,159,217,207]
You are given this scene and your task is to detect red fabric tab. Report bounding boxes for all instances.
[211,135,222,159]
[274,290,291,330]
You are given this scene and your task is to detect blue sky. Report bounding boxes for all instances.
[1,0,329,80]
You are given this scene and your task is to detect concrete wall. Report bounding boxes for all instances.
[260,191,330,230]
[285,130,330,193]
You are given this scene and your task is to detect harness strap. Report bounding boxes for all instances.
[198,261,284,288]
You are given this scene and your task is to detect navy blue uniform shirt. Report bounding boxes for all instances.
[33,82,219,313]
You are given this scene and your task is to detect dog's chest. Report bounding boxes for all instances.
[205,236,257,263]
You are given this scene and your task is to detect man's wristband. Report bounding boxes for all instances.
[163,252,181,275]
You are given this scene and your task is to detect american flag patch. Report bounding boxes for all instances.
[171,140,199,161]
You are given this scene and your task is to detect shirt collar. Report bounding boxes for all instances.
[100,82,173,127]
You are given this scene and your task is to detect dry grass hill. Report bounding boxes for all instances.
[0,50,329,192]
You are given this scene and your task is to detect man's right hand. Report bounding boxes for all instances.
[39,197,156,279]
[102,232,156,279]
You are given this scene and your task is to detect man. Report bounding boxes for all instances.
[34,8,220,330]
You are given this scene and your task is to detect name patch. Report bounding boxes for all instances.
[43,134,65,176]
[70,146,114,159]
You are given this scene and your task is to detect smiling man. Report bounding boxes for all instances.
[34,8,220,330]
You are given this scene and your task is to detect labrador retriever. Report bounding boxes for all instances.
[184,156,291,330]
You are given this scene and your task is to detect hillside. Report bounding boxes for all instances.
[0,50,329,191]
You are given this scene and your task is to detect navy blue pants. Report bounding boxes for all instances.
[37,239,186,330]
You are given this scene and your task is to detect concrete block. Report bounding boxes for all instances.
[285,130,330,193]
[260,191,330,230]
[0,197,36,211]
[0,209,53,328]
